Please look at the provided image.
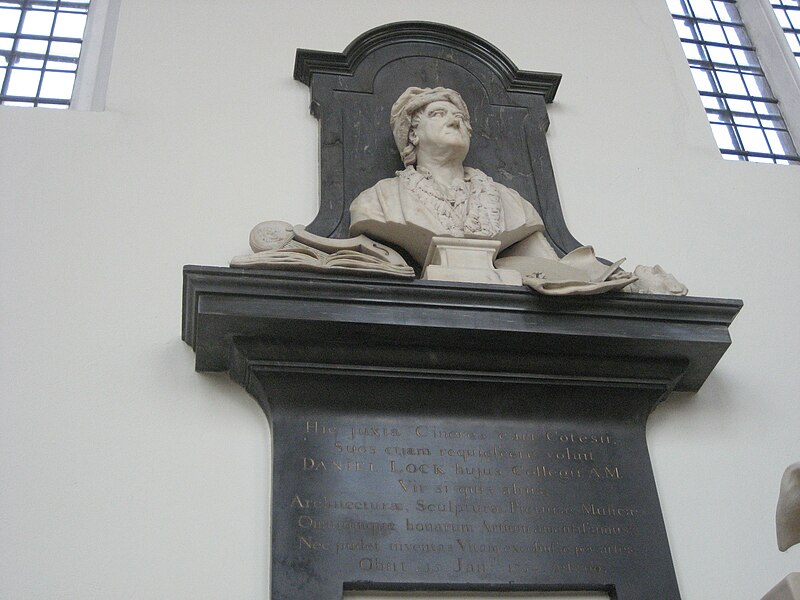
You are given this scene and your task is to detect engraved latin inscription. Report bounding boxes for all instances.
[293,418,641,576]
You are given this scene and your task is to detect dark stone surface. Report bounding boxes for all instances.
[183,266,741,393]
[293,22,581,256]
[182,266,741,599]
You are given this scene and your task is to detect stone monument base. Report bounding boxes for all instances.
[423,237,522,286]
[182,266,741,600]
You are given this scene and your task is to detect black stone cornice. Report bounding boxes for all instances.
[294,21,562,102]
[182,266,742,393]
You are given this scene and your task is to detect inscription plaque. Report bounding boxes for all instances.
[294,417,634,580]
[262,371,677,600]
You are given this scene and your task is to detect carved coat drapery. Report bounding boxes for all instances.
[349,166,544,266]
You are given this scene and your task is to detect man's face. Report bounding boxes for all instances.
[411,100,470,158]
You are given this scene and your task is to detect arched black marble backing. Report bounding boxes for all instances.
[294,21,581,255]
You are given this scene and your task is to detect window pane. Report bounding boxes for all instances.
[711,123,738,149]
[20,9,54,36]
[0,7,20,33]
[675,17,700,38]
[774,9,791,27]
[15,55,44,69]
[49,40,81,57]
[742,74,772,97]
[753,101,780,116]
[765,129,796,155]
[16,38,47,54]
[732,113,760,127]
[739,126,770,153]
[691,0,718,19]
[39,69,74,99]
[699,22,727,42]
[52,11,86,38]
[667,0,690,16]
[682,41,705,59]
[45,58,77,71]
[732,47,759,67]
[707,45,735,63]
[723,25,751,46]
[714,2,740,21]
[717,70,747,94]
[701,95,726,110]
[6,67,41,96]
[691,67,717,91]
[757,115,788,129]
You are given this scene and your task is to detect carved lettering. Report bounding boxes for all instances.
[405,518,473,533]
[298,535,328,551]
[302,457,376,472]
[305,420,336,435]
[358,557,407,572]
[350,426,401,440]
[389,460,445,475]
[292,417,642,579]
[545,430,614,445]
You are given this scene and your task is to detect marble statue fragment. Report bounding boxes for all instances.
[231,220,415,278]
[758,464,800,600]
[762,573,800,600]
[625,265,688,296]
[778,462,800,552]
[349,86,686,295]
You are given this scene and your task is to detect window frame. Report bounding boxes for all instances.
[737,0,800,148]
[668,0,800,164]
[0,0,120,110]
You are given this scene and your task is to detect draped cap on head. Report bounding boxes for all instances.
[390,86,471,156]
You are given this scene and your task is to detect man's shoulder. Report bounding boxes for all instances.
[350,175,404,224]
[352,175,401,203]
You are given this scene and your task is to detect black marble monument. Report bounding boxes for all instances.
[183,22,741,600]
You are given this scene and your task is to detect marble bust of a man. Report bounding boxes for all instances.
[348,86,656,295]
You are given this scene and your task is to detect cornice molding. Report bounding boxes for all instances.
[294,21,561,102]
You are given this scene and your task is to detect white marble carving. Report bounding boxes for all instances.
[762,574,800,600]
[349,86,686,295]
[231,221,415,278]
[624,265,688,296]
[778,462,800,552]
[423,237,522,286]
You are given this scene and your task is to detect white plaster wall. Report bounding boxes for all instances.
[1,1,798,598]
